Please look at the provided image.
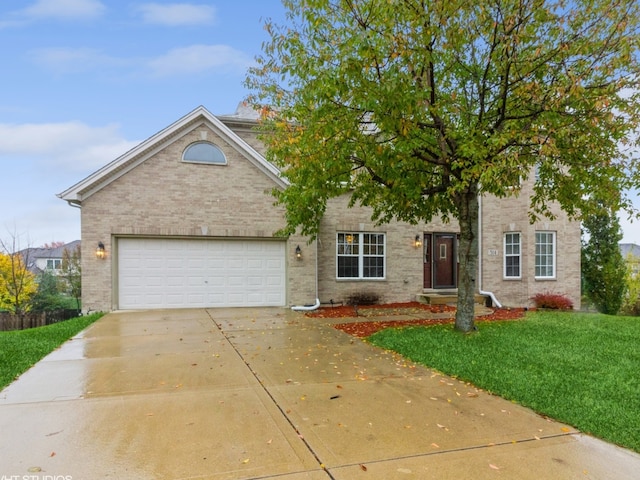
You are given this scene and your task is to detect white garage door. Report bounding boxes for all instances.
[118,238,286,309]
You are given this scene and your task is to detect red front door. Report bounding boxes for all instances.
[423,233,457,289]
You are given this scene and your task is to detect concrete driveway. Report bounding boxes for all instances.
[0,308,638,479]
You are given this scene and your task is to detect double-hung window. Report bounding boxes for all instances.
[336,232,385,279]
[535,231,556,279]
[504,232,521,279]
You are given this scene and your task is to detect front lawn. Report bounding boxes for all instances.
[368,311,640,452]
[0,313,104,390]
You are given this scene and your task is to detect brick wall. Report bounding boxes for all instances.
[479,175,581,309]
[78,116,581,311]
[316,194,460,305]
[80,123,311,311]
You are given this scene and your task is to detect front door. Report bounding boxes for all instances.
[423,233,457,289]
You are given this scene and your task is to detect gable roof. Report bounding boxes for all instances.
[20,240,81,260]
[57,106,287,206]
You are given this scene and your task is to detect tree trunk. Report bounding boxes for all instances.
[455,186,479,333]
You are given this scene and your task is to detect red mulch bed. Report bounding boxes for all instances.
[306,301,456,318]
[305,302,528,338]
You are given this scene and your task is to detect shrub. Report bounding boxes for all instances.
[531,292,574,310]
[346,292,380,306]
[621,255,640,316]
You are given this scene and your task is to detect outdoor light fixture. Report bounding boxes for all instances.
[414,235,423,248]
[96,242,106,259]
[295,245,302,260]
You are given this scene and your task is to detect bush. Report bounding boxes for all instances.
[621,259,640,316]
[531,292,574,310]
[346,292,380,306]
[30,271,80,313]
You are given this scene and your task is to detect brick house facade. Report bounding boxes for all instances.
[58,106,580,312]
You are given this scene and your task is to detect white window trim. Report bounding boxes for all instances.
[46,259,62,270]
[535,231,556,279]
[503,232,522,279]
[336,232,386,280]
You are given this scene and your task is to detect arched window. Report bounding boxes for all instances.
[182,142,226,165]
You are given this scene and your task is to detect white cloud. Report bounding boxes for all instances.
[0,121,139,172]
[147,44,252,77]
[0,120,137,247]
[22,0,106,20]
[29,44,252,79]
[29,47,127,75]
[136,3,216,26]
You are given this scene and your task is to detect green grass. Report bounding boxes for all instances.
[368,311,640,452]
[0,313,104,390]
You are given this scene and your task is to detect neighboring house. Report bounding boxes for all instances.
[58,105,581,312]
[21,240,81,275]
[620,243,640,277]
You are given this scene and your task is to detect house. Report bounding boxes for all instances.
[58,105,581,312]
[620,243,640,277]
[21,240,81,275]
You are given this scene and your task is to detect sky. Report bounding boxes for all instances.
[0,0,286,248]
[0,0,638,249]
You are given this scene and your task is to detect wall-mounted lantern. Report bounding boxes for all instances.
[295,245,302,260]
[96,242,106,259]
[414,235,423,248]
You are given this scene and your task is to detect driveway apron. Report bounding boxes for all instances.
[0,308,638,479]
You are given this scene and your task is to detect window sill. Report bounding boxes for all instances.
[336,278,387,282]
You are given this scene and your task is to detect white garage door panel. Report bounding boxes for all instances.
[118,238,286,309]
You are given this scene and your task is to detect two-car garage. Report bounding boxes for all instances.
[117,238,287,310]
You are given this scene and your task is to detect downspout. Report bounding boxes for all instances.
[477,194,503,308]
[291,237,320,311]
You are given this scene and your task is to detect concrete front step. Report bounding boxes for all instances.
[416,292,488,306]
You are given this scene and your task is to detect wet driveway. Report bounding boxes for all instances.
[0,308,638,479]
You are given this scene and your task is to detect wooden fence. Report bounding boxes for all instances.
[0,309,81,331]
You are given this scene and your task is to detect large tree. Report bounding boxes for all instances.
[0,253,36,316]
[582,203,627,315]
[246,0,640,332]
